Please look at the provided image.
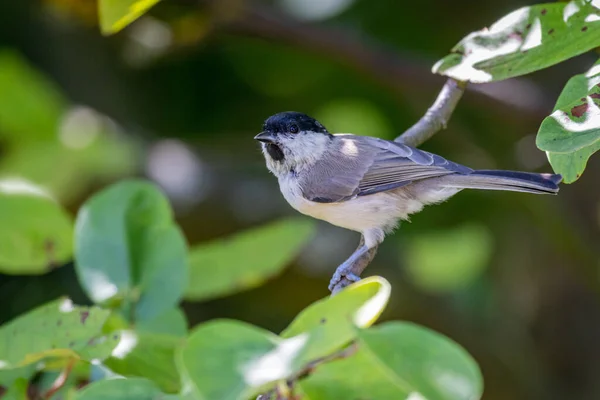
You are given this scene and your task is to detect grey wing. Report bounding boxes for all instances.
[297,136,378,203]
[299,135,472,203]
[356,136,473,196]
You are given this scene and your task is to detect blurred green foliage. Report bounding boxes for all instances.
[74,180,188,321]
[0,180,73,274]
[0,180,479,399]
[405,223,493,293]
[0,51,138,203]
[186,218,315,301]
[0,298,119,370]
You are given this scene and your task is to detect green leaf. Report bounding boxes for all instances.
[184,218,315,302]
[75,377,179,400]
[104,332,183,394]
[281,276,391,362]
[136,308,188,337]
[0,51,65,140]
[0,298,120,369]
[433,1,600,83]
[0,364,37,388]
[99,0,162,35]
[0,179,73,274]
[300,322,483,400]
[177,320,305,400]
[405,223,493,293]
[536,59,600,182]
[1,378,29,400]
[74,180,188,321]
[177,278,391,400]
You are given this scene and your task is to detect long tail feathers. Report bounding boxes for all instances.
[442,170,562,195]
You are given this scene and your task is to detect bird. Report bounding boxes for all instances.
[254,111,561,293]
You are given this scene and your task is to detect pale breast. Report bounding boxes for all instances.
[278,173,421,234]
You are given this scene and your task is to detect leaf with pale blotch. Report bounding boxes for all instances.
[177,320,306,400]
[177,278,390,400]
[74,180,188,322]
[0,179,73,275]
[537,59,600,182]
[185,218,315,302]
[281,276,390,363]
[105,331,183,393]
[98,0,161,35]
[434,1,600,83]
[300,322,483,400]
[0,298,119,370]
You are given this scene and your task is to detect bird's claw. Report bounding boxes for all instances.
[328,267,361,293]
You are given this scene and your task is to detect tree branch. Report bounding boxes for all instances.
[395,78,467,147]
[189,0,547,115]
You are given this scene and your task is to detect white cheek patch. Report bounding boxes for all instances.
[262,132,330,177]
[281,132,330,168]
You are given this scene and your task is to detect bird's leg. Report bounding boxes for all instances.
[329,234,379,294]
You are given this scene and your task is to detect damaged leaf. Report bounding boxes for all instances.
[434,1,600,83]
[537,59,600,182]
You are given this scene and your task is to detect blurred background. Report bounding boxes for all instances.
[0,0,599,399]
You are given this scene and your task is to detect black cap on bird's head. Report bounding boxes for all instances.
[254,112,330,143]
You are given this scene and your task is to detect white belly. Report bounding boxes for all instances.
[278,174,424,234]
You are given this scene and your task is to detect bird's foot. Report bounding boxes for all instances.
[328,265,361,293]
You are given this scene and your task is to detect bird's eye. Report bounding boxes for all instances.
[289,124,299,134]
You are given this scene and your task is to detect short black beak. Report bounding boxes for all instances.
[254,131,276,143]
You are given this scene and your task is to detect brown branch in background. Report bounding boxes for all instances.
[43,358,75,400]
[191,0,548,116]
[395,78,467,147]
[225,4,434,92]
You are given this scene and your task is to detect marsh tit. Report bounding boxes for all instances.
[255,111,561,293]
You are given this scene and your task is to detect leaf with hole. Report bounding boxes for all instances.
[433,1,600,83]
[74,180,188,322]
[0,298,119,370]
[300,322,483,400]
[537,59,600,182]
[0,179,73,274]
[184,218,315,302]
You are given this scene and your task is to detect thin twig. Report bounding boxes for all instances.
[43,358,76,399]
[256,343,358,400]
[395,78,467,147]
